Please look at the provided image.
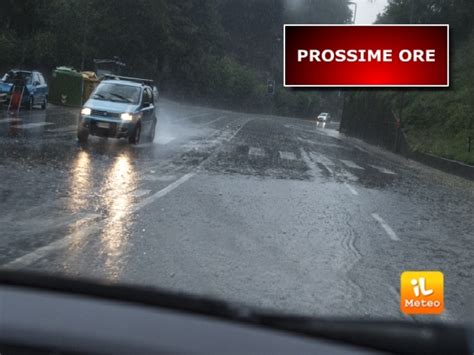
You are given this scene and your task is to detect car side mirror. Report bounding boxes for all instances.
[33,81,40,86]
[143,102,151,108]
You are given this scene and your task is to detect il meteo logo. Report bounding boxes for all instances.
[400,271,444,315]
[283,24,449,87]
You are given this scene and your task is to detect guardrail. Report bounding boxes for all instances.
[340,92,473,180]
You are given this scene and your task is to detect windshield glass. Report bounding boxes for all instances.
[0,0,473,331]
[92,83,141,104]
[2,71,32,84]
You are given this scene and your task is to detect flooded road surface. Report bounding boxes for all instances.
[0,101,473,323]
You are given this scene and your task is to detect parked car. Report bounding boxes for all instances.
[77,76,157,144]
[0,69,48,109]
[317,112,331,123]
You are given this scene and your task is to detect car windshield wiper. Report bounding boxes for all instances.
[93,93,106,100]
[0,270,469,355]
[109,93,132,103]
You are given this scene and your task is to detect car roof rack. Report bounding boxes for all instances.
[103,74,153,86]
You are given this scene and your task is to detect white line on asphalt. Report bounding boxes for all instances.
[4,214,101,269]
[139,174,176,182]
[310,152,334,175]
[199,116,225,126]
[279,151,296,161]
[0,117,21,123]
[299,148,319,177]
[4,173,197,268]
[371,213,400,241]
[340,159,365,170]
[0,109,75,122]
[132,173,195,212]
[11,122,54,129]
[174,112,213,123]
[226,120,250,142]
[248,147,265,157]
[338,168,359,182]
[297,136,343,149]
[131,189,152,198]
[344,183,359,196]
[156,135,175,145]
[368,164,396,175]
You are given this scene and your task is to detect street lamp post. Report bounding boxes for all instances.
[339,2,357,131]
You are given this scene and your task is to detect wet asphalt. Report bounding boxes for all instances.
[0,100,473,324]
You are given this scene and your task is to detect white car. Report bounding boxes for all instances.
[317,112,331,122]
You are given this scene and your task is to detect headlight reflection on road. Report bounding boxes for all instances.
[63,150,93,272]
[101,153,137,279]
[68,150,92,213]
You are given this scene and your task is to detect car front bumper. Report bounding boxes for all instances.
[79,115,135,138]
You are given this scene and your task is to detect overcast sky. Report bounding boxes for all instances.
[351,0,388,24]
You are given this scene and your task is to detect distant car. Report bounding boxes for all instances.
[0,69,48,109]
[77,76,157,144]
[317,112,331,123]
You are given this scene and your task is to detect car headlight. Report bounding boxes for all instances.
[120,113,133,121]
[81,107,91,116]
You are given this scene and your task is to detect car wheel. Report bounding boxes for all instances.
[128,123,141,145]
[149,120,156,142]
[41,96,47,110]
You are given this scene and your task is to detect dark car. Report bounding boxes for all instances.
[77,76,157,144]
[0,69,48,109]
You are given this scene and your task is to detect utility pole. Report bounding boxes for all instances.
[339,2,357,132]
[395,0,415,153]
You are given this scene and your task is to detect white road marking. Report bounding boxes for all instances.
[226,120,250,142]
[338,168,359,182]
[279,151,296,161]
[0,110,69,122]
[4,173,197,268]
[369,164,396,175]
[4,214,101,268]
[297,136,343,149]
[248,147,265,157]
[340,159,365,170]
[139,175,176,182]
[131,189,151,198]
[199,116,225,126]
[344,183,359,196]
[156,135,175,145]
[310,152,334,175]
[132,173,195,212]
[11,122,54,129]
[371,213,400,241]
[300,148,319,177]
[5,118,249,268]
[174,112,213,123]
[0,117,21,123]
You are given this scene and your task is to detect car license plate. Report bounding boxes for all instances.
[97,122,110,129]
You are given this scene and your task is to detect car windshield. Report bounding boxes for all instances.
[2,71,32,84]
[92,83,141,104]
[0,0,473,330]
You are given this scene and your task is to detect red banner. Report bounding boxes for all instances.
[284,25,449,87]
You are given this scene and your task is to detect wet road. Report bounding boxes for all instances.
[0,101,473,323]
